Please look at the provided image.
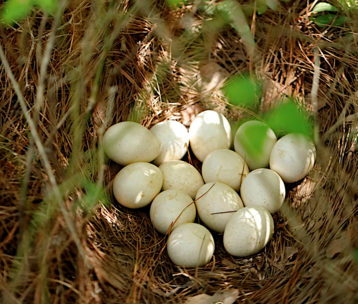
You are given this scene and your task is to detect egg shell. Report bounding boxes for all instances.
[150,121,189,166]
[113,162,163,209]
[269,133,316,183]
[167,223,215,267]
[189,110,231,162]
[202,149,249,191]
[223,206,274,257]
[195,182,244,233]
[150,190,196,234]
[234,120,277,170]
[240,168,285,214]
[159,160,204,199]
[103,121,160,166]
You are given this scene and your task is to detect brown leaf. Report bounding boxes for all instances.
[199,62,229,91]
[326,238,344,259]
[185,289,239,304]
[283,247,299,261]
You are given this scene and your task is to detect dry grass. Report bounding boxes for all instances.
[1,0,358,303]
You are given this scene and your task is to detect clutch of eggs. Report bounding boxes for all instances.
[103,111,316,267]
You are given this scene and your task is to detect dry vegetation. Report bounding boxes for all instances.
[1,0,358,303]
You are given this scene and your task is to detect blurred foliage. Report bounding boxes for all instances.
[264,101,312,138]
[240,122,270,158]
[1,0,57,26]
[223,75,261,109]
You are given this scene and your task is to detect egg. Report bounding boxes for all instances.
[202,149,249,191]
[189,110,231,162]
[150,190,196,234]
[234,120,277,170]
[103,121,160,166]
[167,223,215,267]
[113,162,163,209]
[240,168,285,214]
[270,133,316,183]
[195,182,244,233]
[223,206,274,257]
[150,121,189,166]
[159,160,204,199]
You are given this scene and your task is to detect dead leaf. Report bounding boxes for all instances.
[185,289,239,304]
[199,62,229,91]
[326,238,345,259]
[283,247,299,261]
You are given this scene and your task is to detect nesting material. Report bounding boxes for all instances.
[202,149,249,191]
[195,182,244,233]
[113,162,163,209]
[159,160,204,199]
[223,206,274,257]
[240,168,286,214]
[167,223,215,267]
[150,189,196,234]
[150,120,189,166]
[234,120,277,170]
[189,110,231,162]
[270,133,316,183]
[103,121,160,165]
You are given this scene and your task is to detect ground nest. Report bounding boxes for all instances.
[1,0,358,303]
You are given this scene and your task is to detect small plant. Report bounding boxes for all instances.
[310,2,351,27]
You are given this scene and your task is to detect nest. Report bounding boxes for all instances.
[1,0,358,303]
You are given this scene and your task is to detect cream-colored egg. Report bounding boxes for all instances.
[189,110,231,162]
[195,182,244,233]
[223,206,274,257]
[167,223,215,267]
[113,162,163,209]
[234,120,277,170]
[240,169,285,214]
[202,149,249,191]
[159,160,204,199]
[150,121,189,166]
[103,121,160,166]
[150,190,196,234]
[270,133,316,183]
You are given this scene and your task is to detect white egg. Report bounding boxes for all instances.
[167,223,215,267]
[240,168,285,214]
[223,206,274,257]
[150,190,196,234]
[159,160,204,199]
[202,149,249,191]
[195,182,244,233]
[189,110,231,162]
[103,121,160,166]
[270,133,316,183]
[234,120,277,170]
[113,162,163,209]
[150,121,189,166]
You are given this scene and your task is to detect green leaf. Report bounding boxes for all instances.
[166,0,187,8]
[1,0,33,26]
[258,4,268,14]
[333,15,351,26]
[312,14,350,27]
[264,101,312,137]
[313,14,336,26]
[223,75,260,108]
[33,0,57,14]
[312,2,339,13]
